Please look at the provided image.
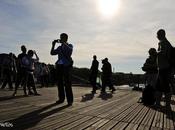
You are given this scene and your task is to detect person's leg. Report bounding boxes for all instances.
[156,69,171,107]
[108,77,115,92]
[101,76,106,92]
[27,74,33,95]
[13,71,22,95]
[64,66,73,105]
[155,75,162,106]
[29,73,39,95]
[163,70,171,108]
[1,69,8,89]
[56,65,65,103]
[92,75,97,93]
[7,70,13,89]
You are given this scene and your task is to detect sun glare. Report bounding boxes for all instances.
[98,0,121,18]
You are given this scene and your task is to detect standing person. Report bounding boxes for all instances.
[101,58,116,93]
[142,48,158,88]
[23,50,40,95]
[89,55,99,93]
[40,63,49,87]
[50,33,73,106]
[13,45,28,96]
[156,29,172,109]
[1,53,16,90]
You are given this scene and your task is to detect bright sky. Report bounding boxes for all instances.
[1,0,175,74]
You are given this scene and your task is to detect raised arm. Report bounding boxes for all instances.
[33,50,39,62]
[50,40,58,55]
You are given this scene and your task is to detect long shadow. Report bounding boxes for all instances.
[149,104,175,125]
[0,95,30,102]
[6,103,70,130]
[81,93,95,102]
[98,92,113,100]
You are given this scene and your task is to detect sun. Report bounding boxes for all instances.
[98,0,121,18]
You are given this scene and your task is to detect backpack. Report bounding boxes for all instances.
[142,85,155,105]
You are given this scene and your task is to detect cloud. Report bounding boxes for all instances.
[0,0,175,73]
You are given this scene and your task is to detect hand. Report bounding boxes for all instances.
[52,40,56,46]
[52,40,59,46]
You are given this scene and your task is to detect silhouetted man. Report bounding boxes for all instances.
[89,55,99,93]
[156,29,172,109]
[101,58,116,93]
[13,45,28,96]
[50,33,73,106]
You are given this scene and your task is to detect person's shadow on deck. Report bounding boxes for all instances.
[150,105,175,124]
[7,103,70,129]
[81,93,95,102]
[98,92,113,100]
[0,95,29,102]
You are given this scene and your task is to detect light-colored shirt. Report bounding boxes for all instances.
[53,43,73,66]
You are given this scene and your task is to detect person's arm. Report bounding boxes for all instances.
[33,51,39,62]
[50,40,58,55]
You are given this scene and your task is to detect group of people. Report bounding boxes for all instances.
[0,29,174,108]
[89,55,116,94]
[0,45,40,96]
[142,29,174,109]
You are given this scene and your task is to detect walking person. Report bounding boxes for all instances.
[89,55,99,93]
[1,53,16,90]
[50,33,74,106]
[155,29,172,109]
[101,58,116,93]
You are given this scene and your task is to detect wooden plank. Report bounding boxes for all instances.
[97,120,119,130]
[138,107,156,130]
[1,87,174,130]
[70,117,101,130]
[85,119,109,130]
[111,121,128,130]
[30,114,85,130]
[57,116,93,130]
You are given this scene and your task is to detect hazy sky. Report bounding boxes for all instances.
[1,0,175,74]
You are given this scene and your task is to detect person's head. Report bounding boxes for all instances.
[28,50,34,57]
[9,52,13,58]
[148,48,157,56]
[102,58,108,64]
[21,45,27,53]
[157,29,166,41]
[60,33,68,43]
[93,55,97,60]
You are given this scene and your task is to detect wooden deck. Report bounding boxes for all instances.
[0,86,175,130]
